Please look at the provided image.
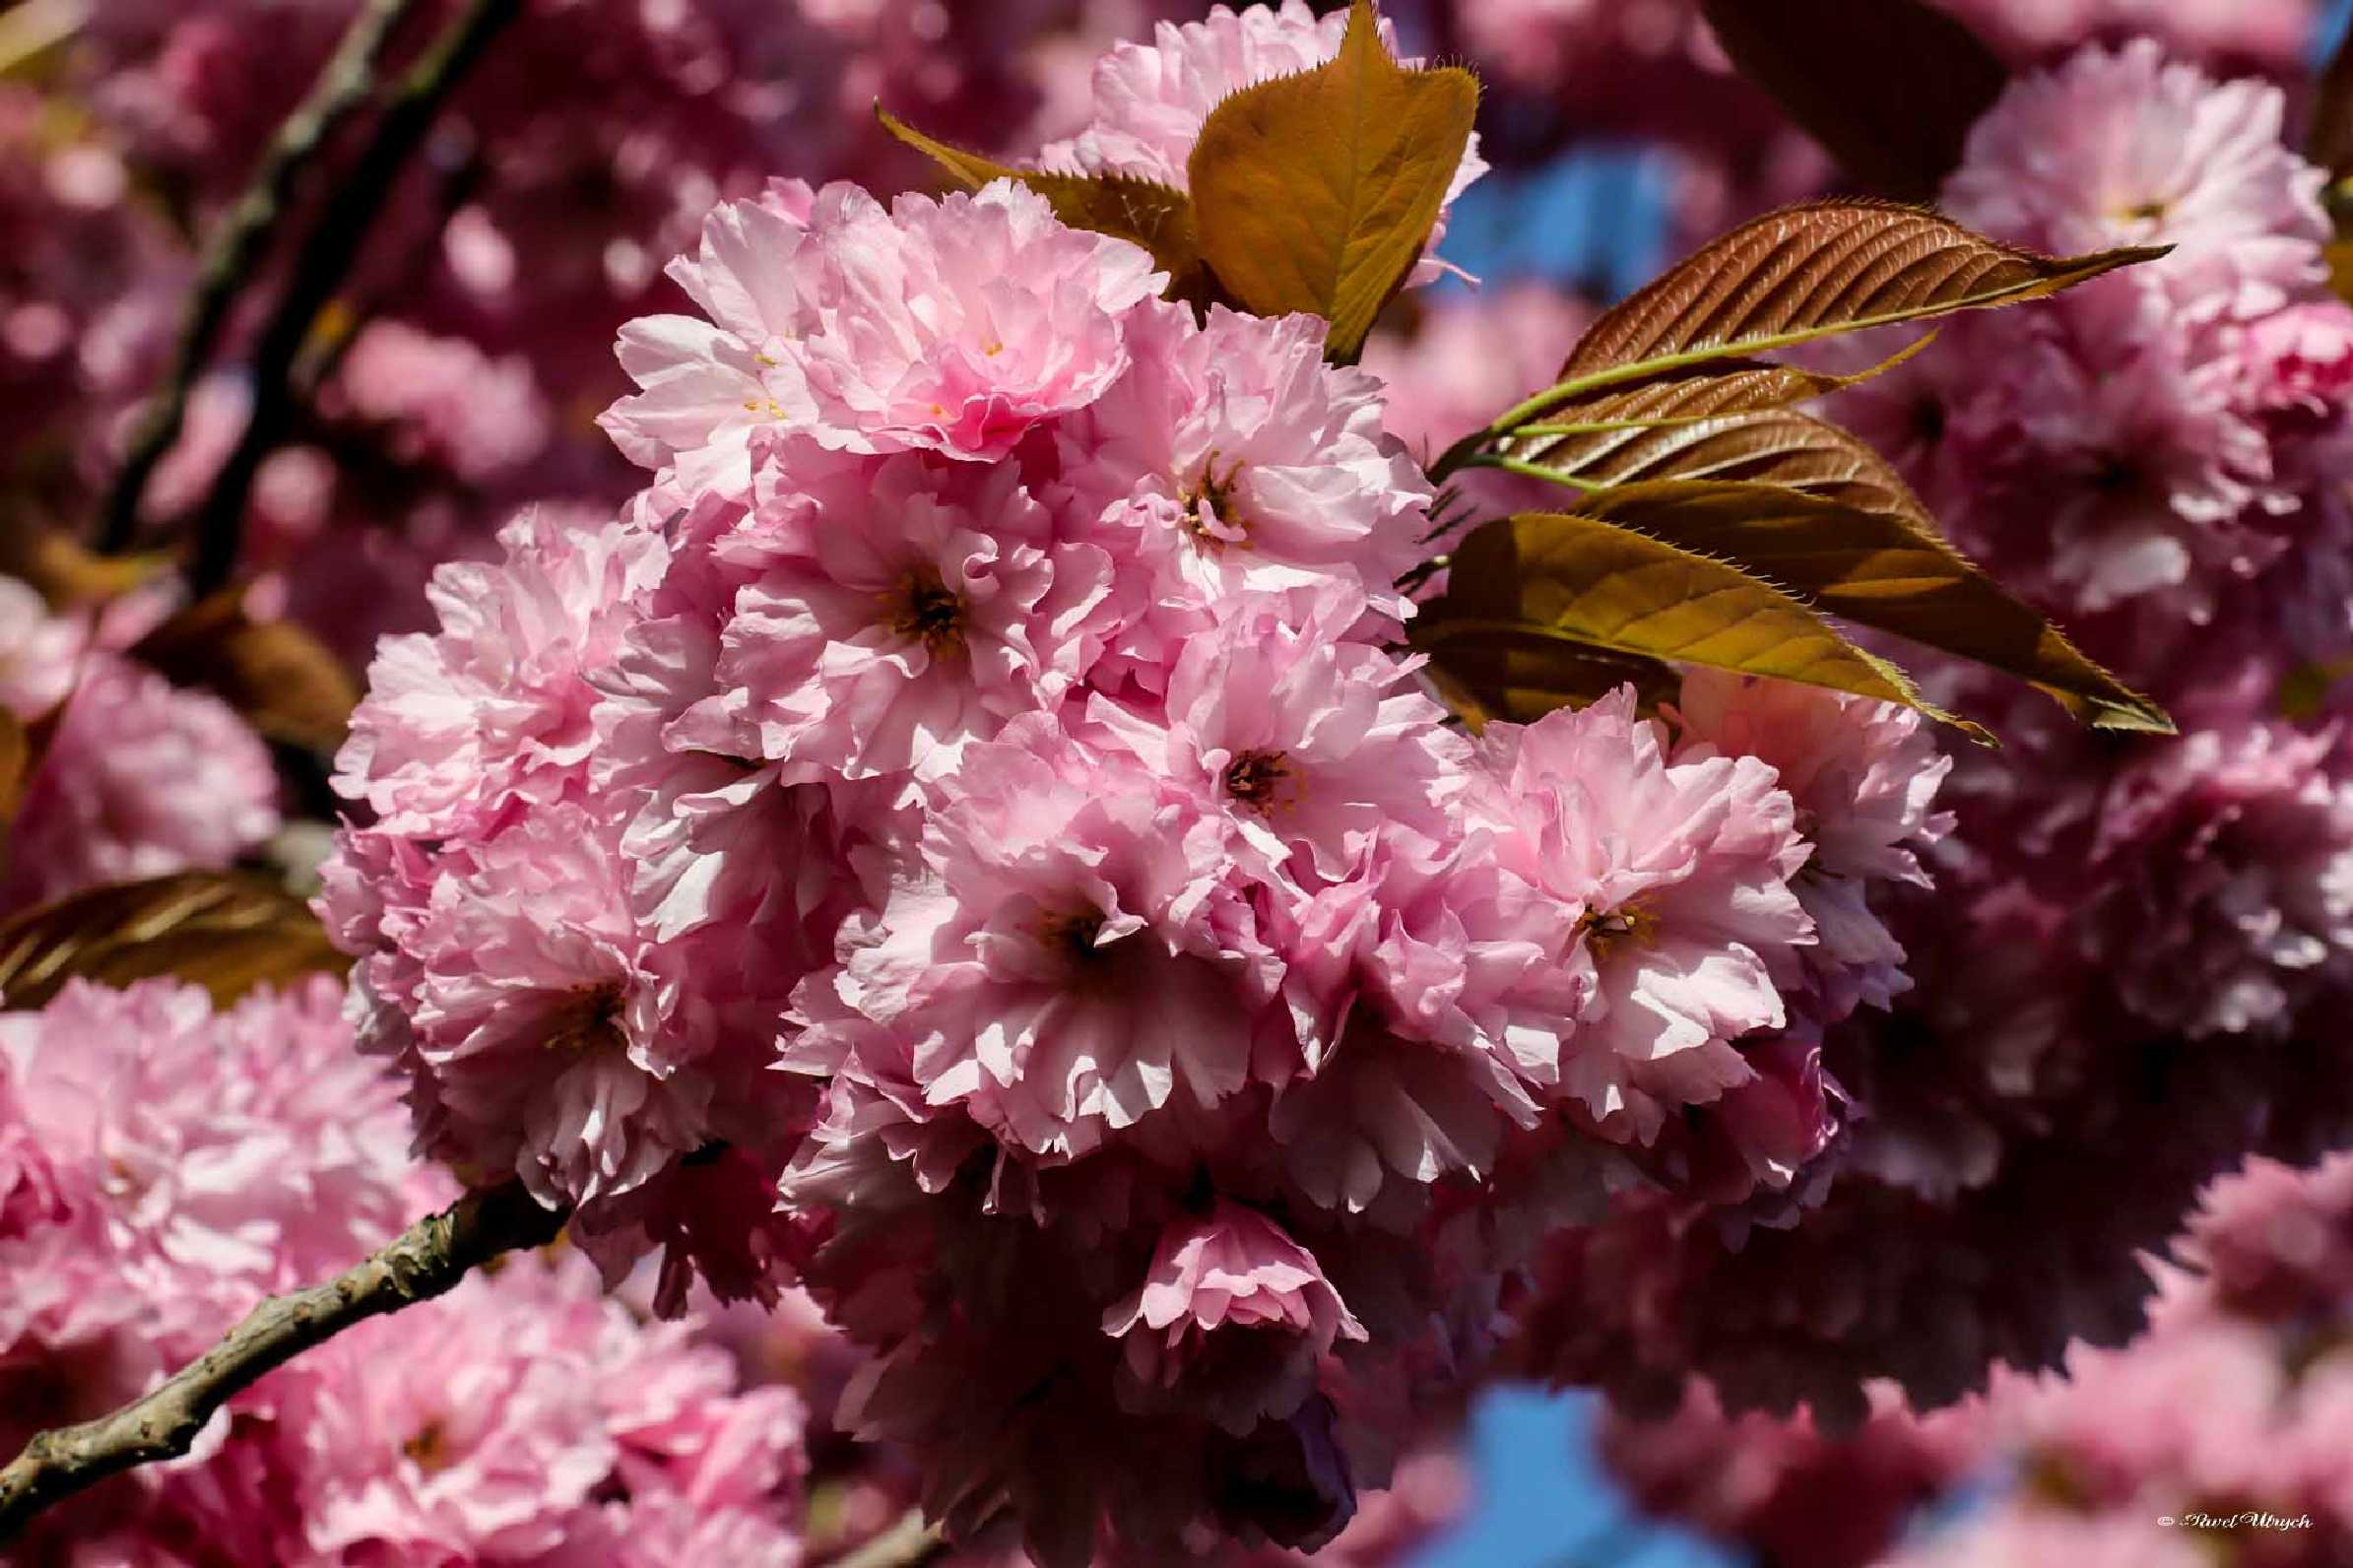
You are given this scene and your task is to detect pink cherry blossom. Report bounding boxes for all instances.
[2190,1152,2353,1320]
[686,444,1117,783]
[0,975,423,1494]
[605,177,1162,488]
[327,319,553,485]
[1669,670,1952,1022]
[1598,1380,1982,1568]
[281,1260,625,1563]
[1947,0,2317,71]
[0,977,415,1306]
[0,964,813,1563]
[1255,838,1550,1214]
[2240,298,2353,412]
[798,711,1275,1161]
[251,1251,808,1566]
[1105,1199,1367,1433]
[1053,299,1435,684]
[333,803,718,1223]
[586,489,898,954]
[5,652,281,911]
[0,1062,69,1243]
[1943,39,2327,324]
[1087,586,1469,885]
[1043,2,1360,187]
[335,505,668,837]
[1472,688,1813,1142]
[2076,720,2353,1039]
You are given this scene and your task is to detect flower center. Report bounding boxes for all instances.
[888,570,967,656]
[543,981,626,1054]
[2087,452,2147,498]
[1180,452,1249,545]
[1579,901,1659,960]
[1221,750,1291,814]
[402,1419,455,1474]
[2118,197,2169,224]
[1048,906,1108,962]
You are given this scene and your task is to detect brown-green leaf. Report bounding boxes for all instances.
[1516,345,1933,507]
[0,698,64,889]
[0,709,26,836]
[1422,629,1678,731]
[1557,203,2163,390]
[1526,341,1926,434]
[1564,479,2171,733]
[129,591,360,754]
[1186,0,1477,360]
[2327,237,2353,307]
[0,521,172,611]
[876,105,1216,303]
[0,870,350,1012]
[1698,0,2008,202]
[1418,509,1984,738]
[0,700,60,843]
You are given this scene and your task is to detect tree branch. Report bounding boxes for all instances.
[95,0,421,554]
[0,1180,565,1543]
[824,1508,948,1568]
[182,0,521,599]
[294,128,487,402]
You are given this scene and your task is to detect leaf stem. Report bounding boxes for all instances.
[1462,454,1606,492]
[0,1180,565,1542]
[95,0,420,554]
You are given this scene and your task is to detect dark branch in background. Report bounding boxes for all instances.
[182,0,522,600]
[0,1181,565,1543]
[294,127,488,401]
[95,0,421,555]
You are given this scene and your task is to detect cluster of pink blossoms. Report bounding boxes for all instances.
[1877,1154,2353,1567]
[1581,1168,2353,1568]
[1511,33,2353,1528]
[319,6,1958,1560]
[0,573,281,913]
[0,975,812,1566]
[1596,1383,1981,1568]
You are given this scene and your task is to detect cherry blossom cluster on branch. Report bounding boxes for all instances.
[0,977,811,1563]
[311,7,1974,1560]
[17,2,2353,1565]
